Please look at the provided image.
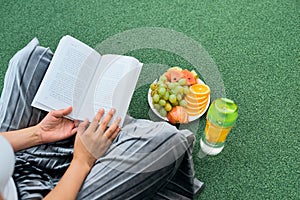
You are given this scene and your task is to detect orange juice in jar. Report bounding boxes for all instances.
[200,98,238,156]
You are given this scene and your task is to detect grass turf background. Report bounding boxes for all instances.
[0,0,299,199]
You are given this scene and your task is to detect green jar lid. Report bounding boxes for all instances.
[207,98,238,127]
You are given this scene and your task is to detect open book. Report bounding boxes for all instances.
[32,35,143,127]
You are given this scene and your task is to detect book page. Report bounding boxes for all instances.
[32,35,100,118]
[32,35,143,126]
[77,54,143,126]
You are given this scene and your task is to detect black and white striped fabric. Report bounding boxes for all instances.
[0,38,198,200]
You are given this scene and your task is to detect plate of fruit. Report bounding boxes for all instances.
[148,67,211,124]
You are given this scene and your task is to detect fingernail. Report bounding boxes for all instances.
[98,109,103,114]
[111,108,116,113]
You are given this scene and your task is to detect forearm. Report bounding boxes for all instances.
[0,125,41,152]
[44,159,91,200]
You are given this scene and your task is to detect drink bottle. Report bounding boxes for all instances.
[200,98,238,155]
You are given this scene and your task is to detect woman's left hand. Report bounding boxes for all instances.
[37,107,77,144]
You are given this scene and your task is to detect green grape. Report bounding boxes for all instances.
[166,82,169,88]
[151,90,156,97]
[165,102,172,111]
[173,82,180,87]
[159,108,167,117]
[171,100,179,106]
[178,78,186,86]
[183,86,190,94]
[150,83,157,91]
[176,94,182,101]
[168,82,176,89]
[153,103,162,111]
[159,99,166,106]
[158,87,166,97]
[179,100,188,107]
[170,89,177,95]
[157,80,164,85]
[159,75,167,82]
[175,85,184,93]
[161,83,167,88]
[152,94,160,103]
[169,94,177,103]
[163,91,170,101]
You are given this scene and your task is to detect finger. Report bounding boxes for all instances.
[51,106,73,118]
[104,116,121,139]
[110,127,121,141]
[74,120,80,127]
[64,126,78,138]
[98,108,116,131]
[67,122,78,136]
[87,108,105,132]
[77,119,89,135]
[71,127,78,135]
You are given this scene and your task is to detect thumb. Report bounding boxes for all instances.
[52,106,73,118]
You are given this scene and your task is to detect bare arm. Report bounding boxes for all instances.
[43,159,91,200]
[0,125,41,152]
[0,107,77,152]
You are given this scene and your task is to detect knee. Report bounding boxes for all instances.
[104,119,195,173]
[6,38,53,82]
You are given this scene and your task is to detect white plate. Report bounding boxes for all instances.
[148,78,210,123]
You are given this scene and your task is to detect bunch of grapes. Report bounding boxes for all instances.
[150,75,190,117]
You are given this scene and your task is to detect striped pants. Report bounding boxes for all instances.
[0,38,197,200]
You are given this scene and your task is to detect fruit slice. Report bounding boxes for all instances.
[185,93,209,104]
[189,83,210,96]
[186,105,207,116]
[182,69,197,86]
[185,96,209,107]
[170,70,183,82]
[167,106,189,124]
[184,83,210,116]
[186,101,208,115]
[187,102,207,112]
[164,68,183,82]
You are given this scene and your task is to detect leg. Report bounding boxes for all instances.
[0,38,74,200]
[77,117,196,200]
[1,39,197,199]
[0,38,50,131]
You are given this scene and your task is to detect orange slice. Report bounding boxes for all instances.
[189,84,210,97]
[187,102,207,112]
[187,105,207,116]
[185,94,209,105]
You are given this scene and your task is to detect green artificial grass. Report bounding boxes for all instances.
[0,0,299,199]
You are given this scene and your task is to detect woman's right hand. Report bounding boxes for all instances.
[73,108,121,169]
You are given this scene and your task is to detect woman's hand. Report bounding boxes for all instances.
[37,107,77,144]
[43,108,120,200]
[73,108,121,169]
